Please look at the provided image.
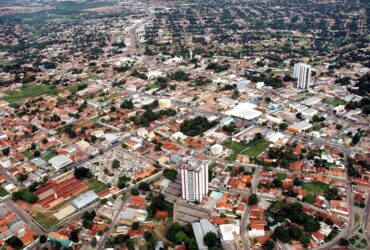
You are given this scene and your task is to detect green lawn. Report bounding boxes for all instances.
[89,116,101,123]
[322,97,346,107]
[277,173,286,181]
[41,151,58,162]
[33,212,59,230]
[355,213,361,225]
[302,182,329,194]
[103,93,119,101]
[224,138,270,157]
[85,179,109,193]
[21,150,34,160]
[148,83,160,89]
[1,84,59,103]
[0,186,8,197]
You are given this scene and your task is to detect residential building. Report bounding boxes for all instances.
[181,159,209,202]
[294,63,311,89]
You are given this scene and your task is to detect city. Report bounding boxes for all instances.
[0,0,369,249]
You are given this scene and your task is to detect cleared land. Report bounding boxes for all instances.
[224,138,270,157]
[2,84,58,103]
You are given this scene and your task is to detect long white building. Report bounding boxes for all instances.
[293,62,311,89]
[181,159,209,202]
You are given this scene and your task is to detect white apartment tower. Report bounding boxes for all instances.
[181,159,209,202]
[293,62,311,89]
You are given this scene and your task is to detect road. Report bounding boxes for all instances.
[95,193,127,250]
[3,198,44,235]
[0,166,21,187]
[363,193,370,244]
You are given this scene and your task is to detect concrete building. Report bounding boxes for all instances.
[181,159,210,202]
[294,62,311,89]
[71,191,99,210]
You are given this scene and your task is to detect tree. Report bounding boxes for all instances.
[12,189,38,204]
[138,182,150,191]
[6,236,24,249]
[132,222,139,230]
[203,232,218,247]
[339,238,349,246]
[2,147,10,156]
[274,226,291,243]
[74,167,92,179]
[180,116,217,136]
[279,123,288,130]
[91,237,97,247]
[166,223,183,242]
[121,99,134,109]
[248,193,258,206]
[69,229,79,243]
[131,189,139,195]
[262,240,274,250]
[39,235,47,244]
[175,231,189,244]
[164,169,178,181]
[112,159,120,169]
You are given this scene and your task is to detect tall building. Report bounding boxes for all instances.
[293,62,311,89]
[181,159,209,202]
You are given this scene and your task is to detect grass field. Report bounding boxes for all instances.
[85,179,109,193]
[322,97,346,107]
[302,182,329,194]
[355,213,361,225]
[41,151,58,162]
[21,150,34,160]
[89,116,101,123]
[224,138,270,157]
[33,212,59,230]
[0,186,8,197]
[1,84,59,103]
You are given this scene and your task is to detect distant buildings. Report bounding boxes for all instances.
[181,159,209,202]
[294,63,311,89]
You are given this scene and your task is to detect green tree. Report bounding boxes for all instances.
[112,159,120,169]
[274,226,291,243]
[248,193,258,206]
[164,169,178,181]
[203,232,218,247]
[166,223,183,242]
[279,123,288,130]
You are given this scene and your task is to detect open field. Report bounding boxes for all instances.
[224,138,270,157]
[85,178,109,193]
[1,84,58,103]
[33,212,59,230]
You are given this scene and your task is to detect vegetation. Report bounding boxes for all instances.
[180,116,217,136]
[12,188,38,203]
[163,169,178,181]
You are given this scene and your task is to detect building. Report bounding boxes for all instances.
[192,219,218,250]
[48,155,73,171]
[293,63,311,89]
[71,191,99,210]
[48,232,71,248]
[181,159,209,202]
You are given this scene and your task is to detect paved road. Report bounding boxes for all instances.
[0,166,21,187]
[4,198,44,235]
[96,193,128,250]
[363,193,370,243]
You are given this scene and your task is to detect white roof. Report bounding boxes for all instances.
[290,121,313,131]
[220,224,236,242]
[303,96,321,106]
[49,155,72,170]
[224,102,262,120]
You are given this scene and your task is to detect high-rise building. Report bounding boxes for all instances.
[293,63,311,89]
[181,159,209,202]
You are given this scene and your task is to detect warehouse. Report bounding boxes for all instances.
[71,191,99,210]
